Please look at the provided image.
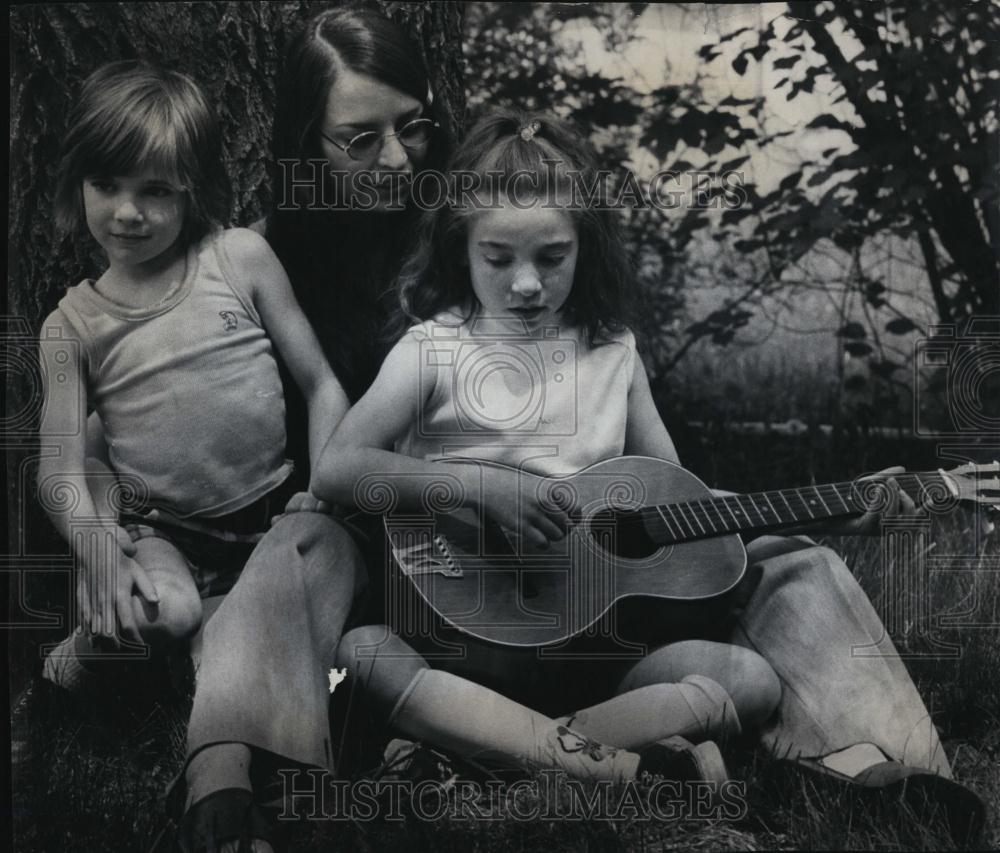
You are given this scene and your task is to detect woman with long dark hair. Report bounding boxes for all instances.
[167,8,450,852]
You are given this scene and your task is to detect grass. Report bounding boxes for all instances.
[10,661,190,852]
[12,508,997,852]
[11,418,999,851]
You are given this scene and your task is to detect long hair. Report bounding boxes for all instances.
[54,60,229,245]
[396,109,635,346]
[265,6,450,473]
[271,5,446,169]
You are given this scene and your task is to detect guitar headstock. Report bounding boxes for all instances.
[939,461,1000,513]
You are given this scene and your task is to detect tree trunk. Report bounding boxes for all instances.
[6,0,465,688]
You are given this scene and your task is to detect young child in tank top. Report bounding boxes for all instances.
[38,61,348,690]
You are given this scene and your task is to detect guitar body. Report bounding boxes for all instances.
[387,456,747,649]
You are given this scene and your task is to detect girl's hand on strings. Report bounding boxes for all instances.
[478,467,573,549]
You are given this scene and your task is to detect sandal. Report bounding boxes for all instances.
[150,788,277,853]
[778,756,986,846]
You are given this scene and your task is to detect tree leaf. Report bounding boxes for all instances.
[807,114,852,131]
[719,25,752,43]
[869,359,902,377]
[778,172,801,192]
[865,281,887,307]
[885,317,918,334]
[721,207,747,226]
[704,133,726,155]
[837,322,867,340]
[807,168,834,187]
[773,54,801,70]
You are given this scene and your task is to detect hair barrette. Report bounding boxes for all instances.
[519,120,541,142]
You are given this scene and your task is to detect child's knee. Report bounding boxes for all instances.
[337,626,428,712]
[728,648,781,728]
[337,624,400,666]
[134,574,202,648]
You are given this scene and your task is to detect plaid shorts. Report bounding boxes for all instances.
[121,477,299,599]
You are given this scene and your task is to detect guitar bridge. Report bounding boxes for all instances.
[389,529,463,578]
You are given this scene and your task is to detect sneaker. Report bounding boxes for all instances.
[380,738,457,785]
[42,633,99,693]
[637,736,729,784]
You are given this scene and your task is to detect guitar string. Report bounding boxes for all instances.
[623,472,945,544]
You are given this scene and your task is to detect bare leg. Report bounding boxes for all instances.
[615,640,782,731]
[44,534,201,687]
[127,536,202,648]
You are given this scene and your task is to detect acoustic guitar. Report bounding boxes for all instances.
[382,457,998,649]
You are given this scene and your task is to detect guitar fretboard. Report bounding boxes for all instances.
[639,472,950,545]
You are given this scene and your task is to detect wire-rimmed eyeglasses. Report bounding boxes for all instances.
[320,117,439,162]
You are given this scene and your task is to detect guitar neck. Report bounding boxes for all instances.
[640,471,951,545]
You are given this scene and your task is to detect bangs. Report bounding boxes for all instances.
[76,99,189,187]
[477,134,568,174]
[55,61,228,237]
[457,146,581,214]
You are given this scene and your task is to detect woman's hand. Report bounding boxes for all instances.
[477,466,572,549]
[270,491,333,526]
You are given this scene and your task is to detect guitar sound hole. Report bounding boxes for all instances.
[588,509,660,559]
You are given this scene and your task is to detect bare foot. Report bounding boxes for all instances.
[819,742,889,777]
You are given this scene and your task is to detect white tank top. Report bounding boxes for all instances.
[57,229,292,518]
[396,311,635,476]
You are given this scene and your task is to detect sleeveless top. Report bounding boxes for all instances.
[395,312,636,476]
[57,229,292,518]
